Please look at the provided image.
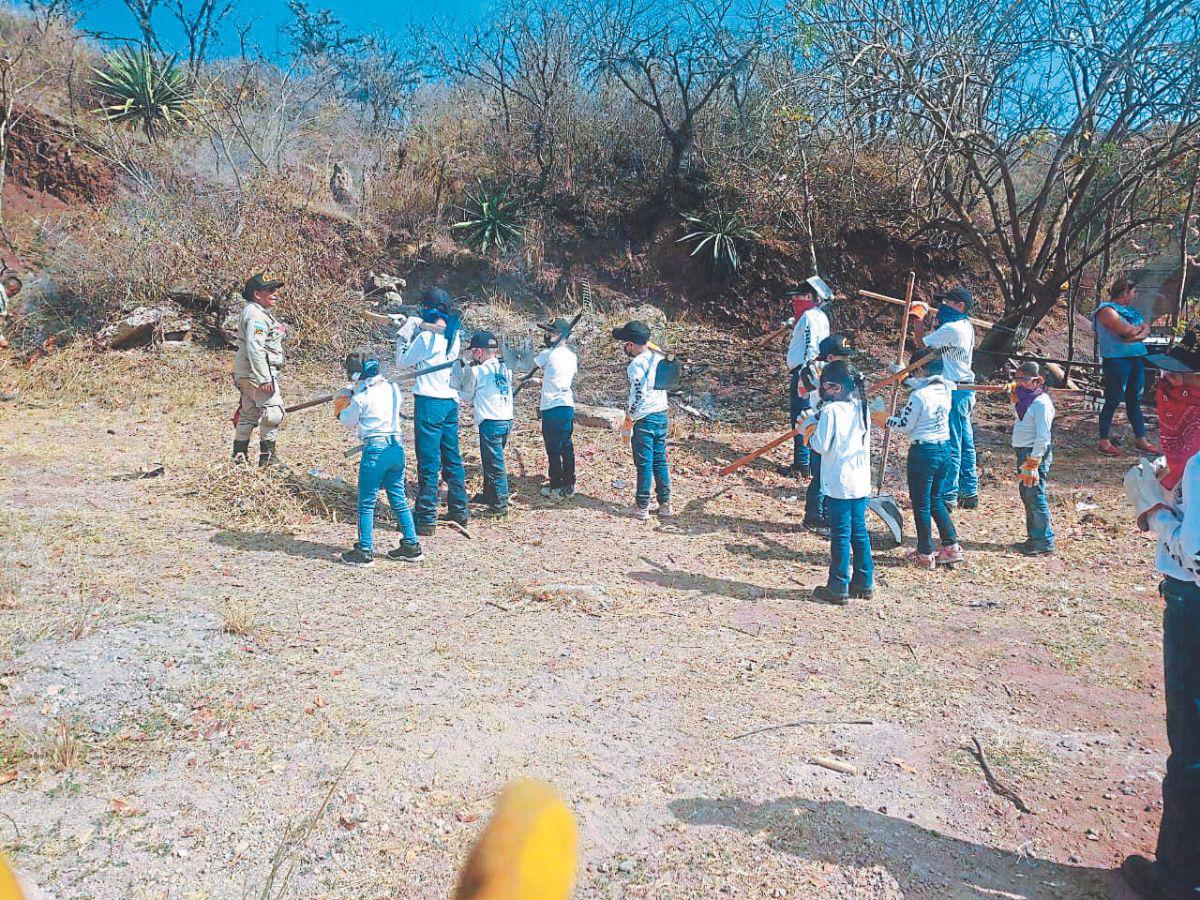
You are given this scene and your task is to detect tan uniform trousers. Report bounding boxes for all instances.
[234,378,285,442]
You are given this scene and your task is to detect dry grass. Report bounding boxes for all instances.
[174,460,356,532]
[38,719,86,774]
[220,598,258,637]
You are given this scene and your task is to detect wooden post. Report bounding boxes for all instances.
[875,272,916,494]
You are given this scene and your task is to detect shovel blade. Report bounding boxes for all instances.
[500,336,535,373]
[868,494,903,546]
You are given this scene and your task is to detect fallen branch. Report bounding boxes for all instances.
[967,736,1034,814]
[729,719,875,740]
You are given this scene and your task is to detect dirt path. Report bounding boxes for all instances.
[0,356,1170,899]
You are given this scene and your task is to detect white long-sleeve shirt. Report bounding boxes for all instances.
[886,377,952,444]
[1149,454,1200,584]
[337,375,405,440]
[809,398,872,499]
[786,307,831,372]
[460,357,514,424]
[534,345,577,411]
[627,349,669,421]
[1011,392,1055,460]
[400,329,461,400]
[922,320,975,383]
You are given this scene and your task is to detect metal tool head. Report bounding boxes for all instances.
[653,356,683,392]
[867,495,903,546]
[499,335,535,372]
[805,275,834,302]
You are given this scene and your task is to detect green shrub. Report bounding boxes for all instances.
[92,47,195,140]
[450,184,525,254]
[678,210,759,272]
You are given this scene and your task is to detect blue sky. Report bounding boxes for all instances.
[76,0,486,56]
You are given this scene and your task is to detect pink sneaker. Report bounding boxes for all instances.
[905,549,936,570]
[936,543,965,565]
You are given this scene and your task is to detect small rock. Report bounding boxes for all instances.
[617,858,636,874]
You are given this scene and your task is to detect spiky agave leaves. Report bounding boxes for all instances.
[92,47,195,141]
[451,184,526,255]
[678,210,760,273]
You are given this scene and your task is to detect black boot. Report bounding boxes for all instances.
[258,440,277,467]
[232,440,250,464]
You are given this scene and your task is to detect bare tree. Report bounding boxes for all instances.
[167,0,235,80]
[119,0,163,53]
[422,0,578,191]
[804,0,1200,367]
[583,0,776,197]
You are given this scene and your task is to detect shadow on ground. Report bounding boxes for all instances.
[669,796,1112,899]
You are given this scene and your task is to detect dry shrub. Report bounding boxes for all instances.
[40,719,86,774]
[16,175,375,357]
[220,598,258,637]
[175,461,356,532]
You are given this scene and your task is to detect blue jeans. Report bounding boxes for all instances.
[632,411,670,506]
[478,418,512,509]
[1099,356,1147,440]
[790,370,812,470]
[1014,446,1053,550]
[412,395,469,526]
[804,450,826,524]
[947,389,978,502]
[541,406,575,489]
[907,441,958,555]
[1156,577,1200,894]
[356,436,417,552]
[826,496,873,596]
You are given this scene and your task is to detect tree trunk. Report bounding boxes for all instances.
[974,285,1062,377]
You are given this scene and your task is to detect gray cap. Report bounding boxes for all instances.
[1016,361,1040,377]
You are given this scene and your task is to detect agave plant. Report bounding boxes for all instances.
[678,210,760,273]
[92,48,195,141]
[451,185,525,255]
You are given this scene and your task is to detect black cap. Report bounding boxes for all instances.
[468,330,499,350]
[935,285,974,312]
[820,359,859,391]
[1148,325,1200,373]
[243,272,284,300]
[611,320,651,344]
[1016,361,1041,377]
[818,334,852,359]
[422,288,452,312]
[538,317,571,337]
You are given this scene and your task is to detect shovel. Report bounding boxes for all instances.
[866,272,917,547]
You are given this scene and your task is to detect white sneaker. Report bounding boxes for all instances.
[540,486,563,499]
[656,502,674,518]
[634,504,651,521]
[560,485,577,498]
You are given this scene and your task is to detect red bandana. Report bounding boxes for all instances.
[792,296,817,320]
[1157,378,1200,489]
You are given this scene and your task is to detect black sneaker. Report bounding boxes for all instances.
[958,495,979,510]
[340,547,374,567]
[849,584,874,601]
[804,519,831,537]
[1020,545,1054,557]
[416,522,436,537]
[469,493,493,506]
[561,485,577,498]
[387,540,424,562]
[812,585,849,605]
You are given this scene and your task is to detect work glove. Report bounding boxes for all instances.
[797,414,818,445]
[870,409,889,429]
[1016,456,1041,487]
[1124,457,1172,531]
[333,393,352,417]
[785,316,796,327]
[620,415,633,445]
[396,315,422,343]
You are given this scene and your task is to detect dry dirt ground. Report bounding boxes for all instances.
[0,344,1174,899]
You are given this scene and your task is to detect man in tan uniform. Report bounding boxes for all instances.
[0,274,21,351]
[233,273,287,466]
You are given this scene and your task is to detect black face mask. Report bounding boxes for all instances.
[820,385,844,402]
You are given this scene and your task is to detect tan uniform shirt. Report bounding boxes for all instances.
[233,302,285,384]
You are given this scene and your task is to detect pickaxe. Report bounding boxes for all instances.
[512,310,584,398]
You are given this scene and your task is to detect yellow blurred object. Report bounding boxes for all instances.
[620,415,633,445]
[453,779,578,900]
[0,852,25,900]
